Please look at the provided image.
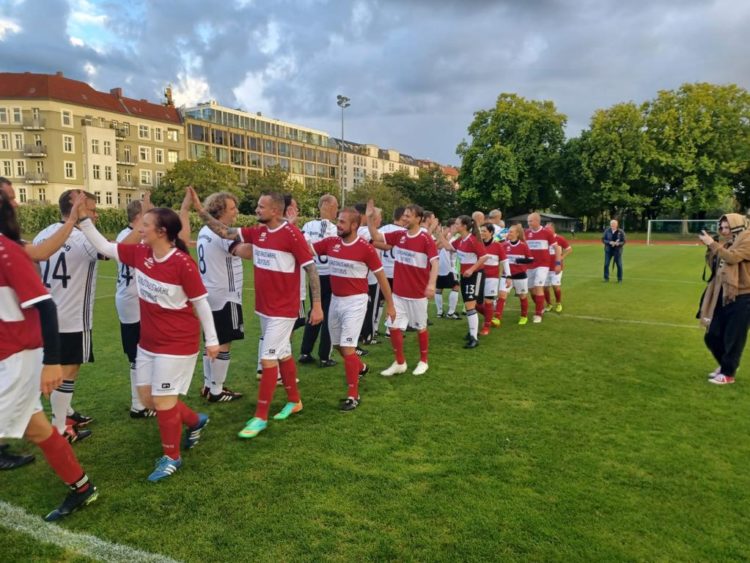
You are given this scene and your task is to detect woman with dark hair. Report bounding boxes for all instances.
[0,190,98,520]
[74,195,220,481]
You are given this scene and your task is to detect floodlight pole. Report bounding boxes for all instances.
[336,94,350,207]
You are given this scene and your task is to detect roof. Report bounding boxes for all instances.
[0,72,181,124]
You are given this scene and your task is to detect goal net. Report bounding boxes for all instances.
[646,219,719,245]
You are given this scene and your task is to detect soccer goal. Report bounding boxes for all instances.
[646,219,719,245]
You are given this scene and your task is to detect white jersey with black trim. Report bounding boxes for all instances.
[357,226,377,284]
[438,247,455,277]
[197,225,243,311]
[301,218,338,276]
[378,223,406,278]
[33,223,98,333]
[115,226,139,324]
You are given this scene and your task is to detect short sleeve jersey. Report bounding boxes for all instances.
[313,237,383,297]
[524,227,556,268]
[356,226,378,285]
[239,222,313,319]
[33,224,98,333]
[482,240,508,279]
[301,219,338,276]
[451,234,486,274]
[115,227,139,324]
[197,226,243,311]
[438,247,455,277]
[550,234,571,270]
[378,224,406,278]
[116,245,207,356]
[0,234,51,360]
[503,240,533,277]
[384,229,439,299]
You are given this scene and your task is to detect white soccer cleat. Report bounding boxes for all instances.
[532,315,542,324]
[412,361,429,376]
[381,362,408,377]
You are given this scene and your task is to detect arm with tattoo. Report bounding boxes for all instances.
[198,208,240,242]
[304,262,321,303]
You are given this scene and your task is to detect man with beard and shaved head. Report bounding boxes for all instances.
[525,212,561,323]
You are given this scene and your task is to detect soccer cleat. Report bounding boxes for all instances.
[412,361,429,376]
[66,411,93,428]
[545,304,553,312]
[708,367,721,379]
[445,312,460,320]
[479,327,490,336]
[63,425,92,444]
[297,354,317,365]
[381,362,408,377]
[355,347,369,357]
[44,485,98,521]
[319,358,338,368]
[183,413,209,450]
[464,332,472,341]
[339,397,360,412]
[129,408,157,419]
[147,456,182,482]
[555,303,563,313]
[256,370,263,381]
[238,417,267,439]
[518,317,528,326]
[532,315,542,324]
[208,389,243,403]
[200,386,210,399]
[436,313,443,318]
[0,445,35,470]
[464,337,479,349]
[491,317,501,328]
[273,401,303,420]
[359,363,369,379]
[709,374,735,385]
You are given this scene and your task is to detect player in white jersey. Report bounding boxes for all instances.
[197,192,247,403]
[435,226,460,319]
[33,191,102,443]
[355,203,378,351]
[375,207,407,337]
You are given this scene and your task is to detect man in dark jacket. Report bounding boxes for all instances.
[603,219,626,282]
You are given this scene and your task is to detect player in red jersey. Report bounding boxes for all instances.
[497,225,534,325]
[367,200,438,376]
[313,208,396,410]
[191,188,324,439]
[543,222,573,313]
[0,190,98,520]
[525,213,561,323]
[75,195,219,482]
[478,223,511,334]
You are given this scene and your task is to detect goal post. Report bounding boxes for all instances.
[646,219,719,245]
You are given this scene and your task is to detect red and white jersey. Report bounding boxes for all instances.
[482,240,509,279]
[378,223,406,278]
[384,229,438,299]
[239,222,313,319]
[549,234,571,270]
[525,227,556,268]
[0,234,51,360]
[313,236,383,297]
[451,234,486,274]
[503,240,533,277]
[197,225,243,311]
[33,223,98,333]
[115,226,139,324]
[116,245,207,356]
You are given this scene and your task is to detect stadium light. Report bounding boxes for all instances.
[336,95,350,207]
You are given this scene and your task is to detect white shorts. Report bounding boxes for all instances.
[0,348,43,438]
[545,270,563,286]
[136,346,197,396]
[259,316,296,360]
[499,277,528,296]
[328,294,368,347]
[527,267,550,288]
[387,295,428,331]
[483,277,499,298]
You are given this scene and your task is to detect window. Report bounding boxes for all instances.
[18,187,26,203]
[122,123,130,136]
[38,188,46,202]
[94,191,101,204]
[106,192,113,205]
[63,135,74,153]
[64,161,75,179]
[15,160,25,177]
[153,128,163,142]
[122,169,132,182]
[32,108,40,120]
[123,146,132,162]
[92,164,101,180]
[125,193,133,204]
[91,139,99,154]
[12,108,22,124]
[105,165,112,181]
[2,160,11,176]
[167,129,179,142]
[139,146,151,162]
[33,134,42,147]
[138,125,150,139]
[264,140,276,154]
[140,169,152,185]
[155,148,164,164]
[155,171,164,186]
[0,108,7,123]
[61,110,72,127]
[103,141,111,155]
[13,134,23,151]
[168,150,178,164]
[35,161,44,174]
[0,134,9,150]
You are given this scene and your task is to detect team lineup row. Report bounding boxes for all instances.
[0,181,572,521]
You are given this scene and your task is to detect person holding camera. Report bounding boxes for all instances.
[602,219,626,282]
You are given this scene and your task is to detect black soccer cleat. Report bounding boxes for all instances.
[359,363,369,379]
[0,445,35,470]
[63,426,92,444]
[298,354,317,365]
[44,485,98,522]
[339,397,360,412]
[319,358,338,368]
[355,347,369,357]
[66,411,93,428]
[208,388,243,402]
[129,408,157,419]
[464,337,479,349]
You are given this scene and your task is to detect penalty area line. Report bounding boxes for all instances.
[0,500,180,563]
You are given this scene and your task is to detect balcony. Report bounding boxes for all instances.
[117,179,140,189]
[116,156,138,166]
[23,144,47,157]
[110,124,128,139]
[23,117,46,130]
[24,172,49,184]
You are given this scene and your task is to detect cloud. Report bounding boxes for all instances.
[0,18,21,40]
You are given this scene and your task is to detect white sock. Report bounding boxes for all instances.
[51,380,74,432]
[467,309,479,338]
[375,302,384,331]
[435,293,443,314]
[130,363,145,411]
[448,291,459,314]
[202,353,212,389]
[210,352,231,395]
[257,337,263,372]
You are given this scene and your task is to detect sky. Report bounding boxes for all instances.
[1,0,749,165]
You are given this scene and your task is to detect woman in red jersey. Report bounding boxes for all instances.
[497,224,534,326]
[478,223,511,335]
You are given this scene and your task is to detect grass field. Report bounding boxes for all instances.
[2,242,750,561]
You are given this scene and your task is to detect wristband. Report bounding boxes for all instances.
[555,261,561,266]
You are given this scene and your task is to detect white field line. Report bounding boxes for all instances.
[564,273,704,285]
[0,500,180,563]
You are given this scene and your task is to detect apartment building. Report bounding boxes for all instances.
[334,139,420,192]
[0,72,183,208]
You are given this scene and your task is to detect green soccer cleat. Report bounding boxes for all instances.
[518,316,529,326]
[555,303,563,313]
[273,401,303,420]
[238,417,267,439]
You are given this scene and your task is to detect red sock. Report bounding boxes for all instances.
[475,302,485,318]
[544,287,551,305]
[390,329,406,364]
[156,405,182,460]
[520,296,529,317]
[37,428,88,490]
[279,357,300,403]
[554,287,562,303]
[176,400,199,428]
[534,294,545,315]
[418,330,429,363]
[255,365,278,420]
[343,353,360,398]
[495,298,506,318]
[483,306,492,328]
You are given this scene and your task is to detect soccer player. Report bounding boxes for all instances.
[435,226,460,319]
[33,191,103,443]
[543,222,573,313]
[367,200,438,376]
[299,194,339,367]
[497,225,534,325]
[479,223,511,334]
[190,188,324,439]
[355,203,379,348]
[312,208,396,410]
[488,209,508,241]
[196,192,246,402]
[375,207,407,336]
[525,212,561,323]
[76,197,218,481]
[0,189,98,520]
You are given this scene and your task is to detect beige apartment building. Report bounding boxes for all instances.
[335,139,420,192]
[0,72,183,208]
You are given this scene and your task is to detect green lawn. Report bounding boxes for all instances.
[2,243,749,561]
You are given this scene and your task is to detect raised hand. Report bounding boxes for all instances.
[365,199,375,219]
[188,186,204,213]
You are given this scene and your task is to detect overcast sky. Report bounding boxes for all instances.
[1,0,748,164]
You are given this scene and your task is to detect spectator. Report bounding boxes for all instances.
[602,219,625,282]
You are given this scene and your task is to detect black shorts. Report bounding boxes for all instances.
[59,331,94,365]
[212,302,245,345]
[436,273,458,290]
[120,322,140,364]
[460,271,484,303]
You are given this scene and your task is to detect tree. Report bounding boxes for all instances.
[382,168,459,221]
[239,167,338,218]
[348,176,408,222]
[151,155,240,207]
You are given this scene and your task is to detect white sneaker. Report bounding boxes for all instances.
[708,367,721,379]
[380,362,407,377]
[532,315,542,324]
[412,361,429,376]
